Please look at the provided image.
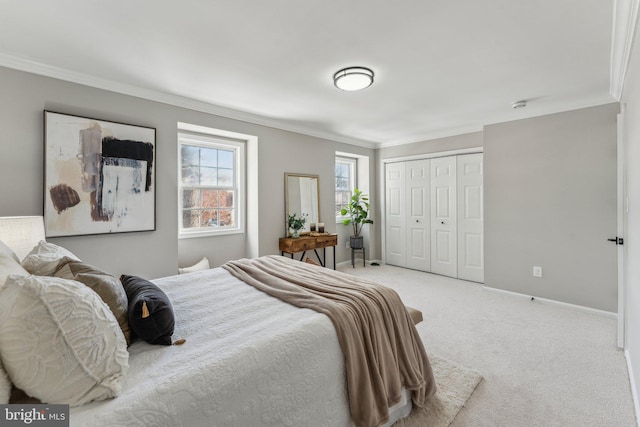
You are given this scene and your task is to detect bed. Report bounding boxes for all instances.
[0,216,434,427]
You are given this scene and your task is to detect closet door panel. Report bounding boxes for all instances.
[385,162,406,267]
[430,157,457,277]
[457,153,484,282]
[406,160,430,271]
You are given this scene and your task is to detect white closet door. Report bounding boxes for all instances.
[385,162,406,267]
[457,153,484,282]
[406,160,430,271]
[430,156,457,277]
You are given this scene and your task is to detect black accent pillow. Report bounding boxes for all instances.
[120,274,174,346]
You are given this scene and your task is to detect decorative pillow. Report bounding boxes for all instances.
[21,240,80,276]
[54,258,131,345]
[0,360,11,404]
[178,256,210,274]
[0,240,28,289]
[0,275,129,406]
[120,274,175,346]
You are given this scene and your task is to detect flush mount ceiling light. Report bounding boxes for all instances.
[333,67,374,91]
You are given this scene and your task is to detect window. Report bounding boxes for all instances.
[335,156,356,220]
[179,132,245,237]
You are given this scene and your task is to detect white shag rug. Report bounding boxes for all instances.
[394,354,482,427]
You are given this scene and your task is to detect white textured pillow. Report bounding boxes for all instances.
[0,360,11,404]
[0,275,129,406]
[0,240,28,288]
[21,240,80,276]
[178,256,210,274]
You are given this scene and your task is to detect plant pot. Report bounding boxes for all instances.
[290,229,300,238]
[350,235,364,249]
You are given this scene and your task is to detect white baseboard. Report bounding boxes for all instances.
[482,285,617,319]
[625,350,640,426]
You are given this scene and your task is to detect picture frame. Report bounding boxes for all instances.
[44,111,156,237]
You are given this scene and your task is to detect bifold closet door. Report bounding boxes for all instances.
[406,160,430,271]
[457,153,484,282]
[385,162,406,267]
[430,156,457,277]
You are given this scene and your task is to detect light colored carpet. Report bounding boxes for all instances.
[395,354,482,427]
[340,263,638,427]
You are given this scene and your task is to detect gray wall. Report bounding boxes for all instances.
[377,131,483,159]
[484,103,619,312]
[375,108,619,313]
[0,66,376,277]
[621,16,640,411]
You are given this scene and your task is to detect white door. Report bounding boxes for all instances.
[617,111,626,348]
[385,162,406,267]
[431,156,457,277]
[457,154,484,282]
[406,160,430,271]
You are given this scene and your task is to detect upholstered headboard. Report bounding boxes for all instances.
[0,216,45,260]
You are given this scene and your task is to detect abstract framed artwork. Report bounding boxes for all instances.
[44,111,156,237]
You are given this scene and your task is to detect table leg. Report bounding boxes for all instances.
[333,246,336,270]
[313,249,324,267]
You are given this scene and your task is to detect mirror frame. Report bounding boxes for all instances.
[284,173,320,236]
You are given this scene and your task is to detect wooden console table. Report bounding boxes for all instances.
[279,234,338,269]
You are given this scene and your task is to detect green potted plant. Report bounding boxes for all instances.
[288,213,307,238]
[339,188,373,249]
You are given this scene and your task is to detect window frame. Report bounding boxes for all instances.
[178,132,245,238]
[335,156,357,222]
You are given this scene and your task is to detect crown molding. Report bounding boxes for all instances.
[0,52,377,149]
[611,0,640,100]
[376,125,483,149]
[0,51,619,152]
[375,93,616,148]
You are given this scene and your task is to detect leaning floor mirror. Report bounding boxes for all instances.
[285,173,320,236]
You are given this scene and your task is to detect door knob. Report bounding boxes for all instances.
[416,220,419,223]
[441,221,445,225]
[608,237,624,245]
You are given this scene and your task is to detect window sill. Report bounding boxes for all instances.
[179,228,244,239]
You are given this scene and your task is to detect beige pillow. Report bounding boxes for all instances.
[0,240,28,289]
[178,256,210,274]
[21,240,80,276]
[54,258,131,345]
[0,275,129,406]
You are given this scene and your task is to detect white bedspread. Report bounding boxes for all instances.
[70,267,352,427]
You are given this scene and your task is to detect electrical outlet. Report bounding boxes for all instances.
[533,266,543,278]
[345,241,350,249]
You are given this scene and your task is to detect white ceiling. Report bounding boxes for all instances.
[0,0,618,148]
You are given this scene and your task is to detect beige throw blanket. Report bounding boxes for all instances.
[222,256,436,427]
